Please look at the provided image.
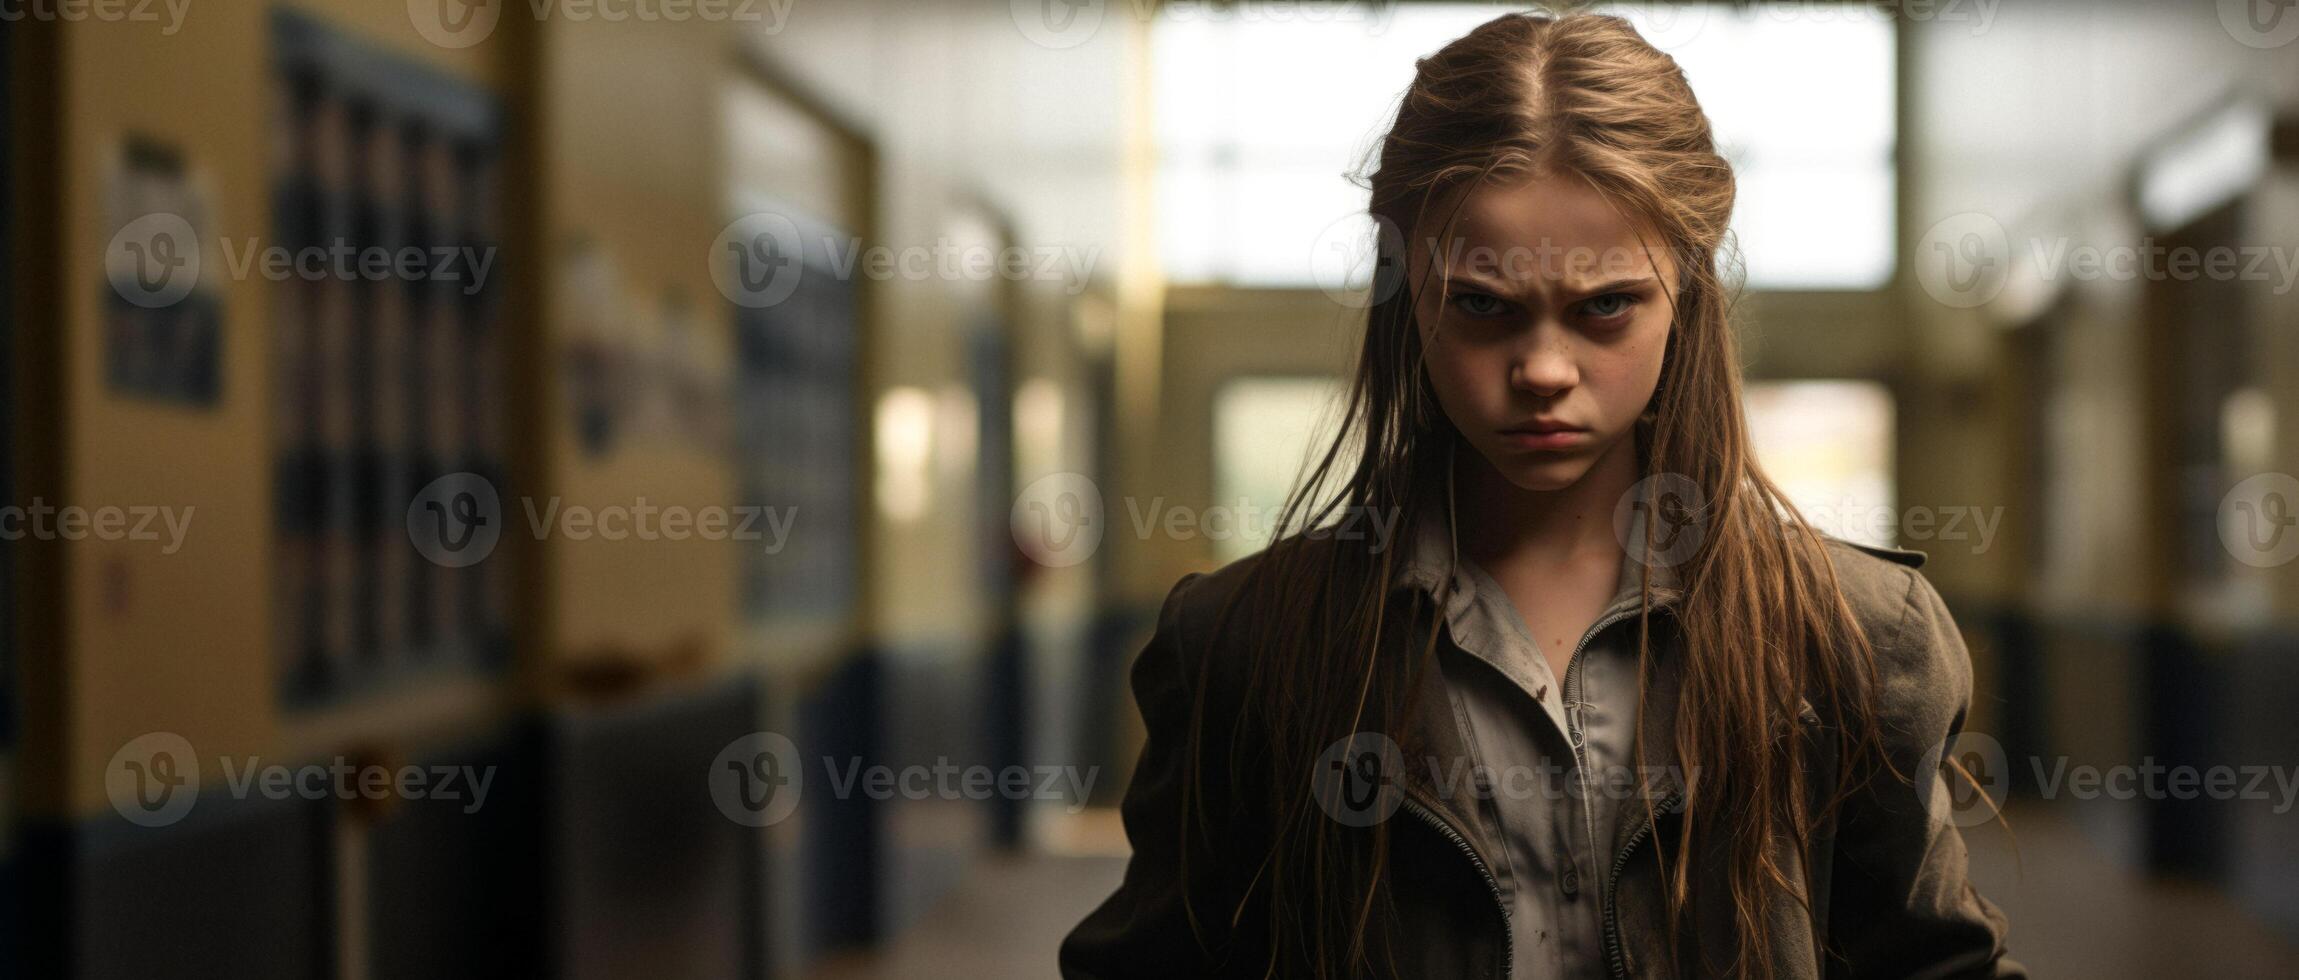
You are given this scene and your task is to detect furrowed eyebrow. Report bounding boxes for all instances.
[1442,269,1659,303]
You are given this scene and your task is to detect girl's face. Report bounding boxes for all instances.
[1408,171,1678,493]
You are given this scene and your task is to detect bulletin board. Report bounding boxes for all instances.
[731,203,859,626]
[269,10,508,707]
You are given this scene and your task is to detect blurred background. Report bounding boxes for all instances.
[2,0,2298,976]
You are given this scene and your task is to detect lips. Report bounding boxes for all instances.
[1502,419,1585,435]
[1498,420,1589,450]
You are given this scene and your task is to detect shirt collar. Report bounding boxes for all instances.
[1389,485,1685,616]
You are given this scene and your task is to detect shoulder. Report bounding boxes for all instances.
[1132,546,1279,707]
[1815,536,1973,735]
[1816,535,1929,639]
[1155,532,1360,636]
[1138,535,1360,701]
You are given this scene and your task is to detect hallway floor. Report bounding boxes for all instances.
[812,804,2299,979]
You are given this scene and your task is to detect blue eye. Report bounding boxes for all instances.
[1451,291,1508,317]
[1581,292,1637,321]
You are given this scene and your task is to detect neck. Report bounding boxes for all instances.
[1451,427,1642,568]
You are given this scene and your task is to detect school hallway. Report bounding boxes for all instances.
[10,2,2299,978]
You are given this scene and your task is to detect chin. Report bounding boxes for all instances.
[1491,452,1597,492]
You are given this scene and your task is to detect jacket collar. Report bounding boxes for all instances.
[1388,477,1689,619]
[1387,479,1698,861]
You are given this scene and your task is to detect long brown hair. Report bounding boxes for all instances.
[1178,10,1902,979]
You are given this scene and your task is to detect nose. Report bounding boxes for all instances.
[1510,326,1577,397]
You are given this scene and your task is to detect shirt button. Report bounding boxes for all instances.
[1560,867,1581,897]
[1568,729,1585,749]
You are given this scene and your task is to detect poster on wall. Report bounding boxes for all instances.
[102,136,223,406]
[555,239,731,459]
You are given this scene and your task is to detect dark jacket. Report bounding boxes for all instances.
[1060,537,2028,979]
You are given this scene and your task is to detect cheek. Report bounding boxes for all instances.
[1419,333,1503,413]
[1589,330,1669,413]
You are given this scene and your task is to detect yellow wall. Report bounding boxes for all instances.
[39,2,511,819]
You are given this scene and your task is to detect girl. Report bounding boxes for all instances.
[1063,10,2023,979]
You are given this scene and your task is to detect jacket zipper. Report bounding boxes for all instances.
[1569,595,1672,980]
[1602,786,1685,980]
[1561,601,1643,844]
[1399,793,1512,980]
[1427,577,1678,979]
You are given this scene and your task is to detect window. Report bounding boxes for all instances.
[1154,2,1896,290]
[1211,376,1348,564]
[1744,380,1897,548]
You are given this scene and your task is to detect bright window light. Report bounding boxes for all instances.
[1744,380,1897,547]
[1154,3,1897,290]
[1212,376,1347,563]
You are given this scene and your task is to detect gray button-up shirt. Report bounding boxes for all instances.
[1392,501,1682,978]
